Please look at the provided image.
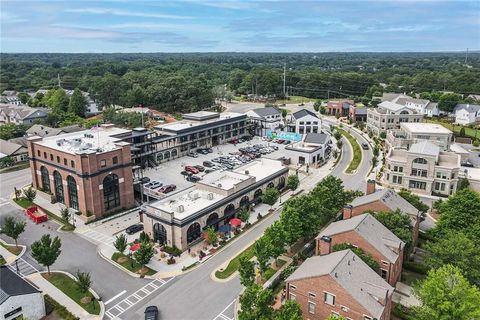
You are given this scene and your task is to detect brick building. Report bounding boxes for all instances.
[343,180,420,247]
[316,213,405,286]
[286,249,394,320]
[326,100,353,117]
[27,124,135,218]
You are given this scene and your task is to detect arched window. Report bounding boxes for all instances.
[40,166,50,192]
[267,182,275,189]
[153,223,167,245]
[400,110,410,114]
[224,203,235,218]
[278,176,286,189]
[187,222,201,244]
[164,151,170,159]
[254,189,263,200]
[171,149,178,157]
[53,171,64,204]
[67,176,78,210]
[206,213,219,231]
[239,196,250,208]
[156,153,163,162]
[413,158,427,165]
[103,174,120,210]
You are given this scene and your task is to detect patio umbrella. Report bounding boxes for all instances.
[218,224,231,233]
[130,243,141,252]
[229,218,242,227]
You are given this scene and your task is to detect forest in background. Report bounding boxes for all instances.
[1,52,479,114]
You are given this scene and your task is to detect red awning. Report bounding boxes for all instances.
[130,243,141,251]
[229,218,242,227]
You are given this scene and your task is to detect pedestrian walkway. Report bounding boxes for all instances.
[76,227,116,248]
[8,257,38,278]
[393,282,421,307]
[26,272,101,320]
[33,191,85,228]
[0,242,18,264]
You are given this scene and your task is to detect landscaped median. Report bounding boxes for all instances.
[215,244,255,279]
[13,197,75,231]
[336,126,362,173]
[111,252,157,276]
[42,272,100,315]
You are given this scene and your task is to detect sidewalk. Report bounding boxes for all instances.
[26,272,102,320]
[0,241,20,264]
[33,192,85,228]
[393,282,421,308]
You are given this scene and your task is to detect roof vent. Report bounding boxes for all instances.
[245,170,249,175]
[207,193,214,200]
[334,272,338,278]
[177,205,184,213]
[217,183,222,188]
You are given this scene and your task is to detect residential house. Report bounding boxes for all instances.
[285,132,332,167]
[326,100,354,117]
[26,124,83,138]
[0,104,48,125]
[453,104,480,125]
[342,181,420,246]
[286,109,322,134]
[0,266,46,320]
[376,93,439,117]
[286,249,394,320]
[0,139,28,162]
[367,101,423,136]
[316,213,405,286]
[246,107,283,136]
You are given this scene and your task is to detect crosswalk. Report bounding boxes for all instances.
[77,228,116,248]
[8,257,39,278]
[0,196,10,207]
[105,277,175,319]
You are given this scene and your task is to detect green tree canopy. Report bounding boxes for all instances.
[113,234,127,254]
[398,188,429,213]
[274,300,302,320]
[438,92,462,112]
[238,284,274,320]
[68,88,87,117]
[1,216,26,247]
[31,234,62,274]
[134,242,155,268]
[238,256,255,287]
[262,187,280,207]
[286,175,300,191]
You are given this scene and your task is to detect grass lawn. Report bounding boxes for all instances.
[0,255,6,266]
[111,252,157,276]
[425,119,480,139]
[13,198,75,231]
[336,127,362,173]
[215,244,255,279]
[43,272,100,315]
[275,95,315,105]
[0,242,22,255]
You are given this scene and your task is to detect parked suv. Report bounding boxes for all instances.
[187,175,201,183]
[185,166,199,174]
[203,161,214,167]
[126,224,144,235]
[144,306,158,320]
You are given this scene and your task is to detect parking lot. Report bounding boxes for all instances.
[141,136,291,199]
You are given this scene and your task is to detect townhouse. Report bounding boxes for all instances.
[0,104,48,125]
[246,107,283,136]
[453,103,480,125]
[286,109,322,134]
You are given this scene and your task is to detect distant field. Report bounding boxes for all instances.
[275,96,315,104]
[425,119,480,139]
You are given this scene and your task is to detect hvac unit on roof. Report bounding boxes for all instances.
[207,193,214,200]
[177,205,184,213]
[188,191,199,200]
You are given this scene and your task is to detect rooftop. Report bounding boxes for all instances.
[292,109,318,119]
[1,266,40,304]
[0,139,25,156]
[303,133,329,145]
[32,125,131,155]
[250,107,281,118]
[155,112,244,133]
[286,250,394,319]
[401,122,452,135]
[378,101,406,112]
[409,141,440,157]
[350,188,419,218]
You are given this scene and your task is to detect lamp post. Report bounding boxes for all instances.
[129,250,134,269]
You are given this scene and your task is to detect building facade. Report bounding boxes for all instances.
[27,124,135,218]
[285,133,332,167]
[286,109,322,134]
[386,122,453,151]
[142,158,288,251]
[453,104,480,125]
[367,101,424,136]
[327,100,353,117]
[246,107,283,136]
[0,104,48,125]
[286,250,393,320]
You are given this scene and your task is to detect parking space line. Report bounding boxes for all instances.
[212,300,236,320]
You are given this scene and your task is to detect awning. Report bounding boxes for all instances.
[229,218,242,227]
[218,224,231,233]
[130,243,141,251]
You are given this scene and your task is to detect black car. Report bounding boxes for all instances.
[194,165,205,172]
[207,148,213,153]
[145,306,159,320]
[126,224,143,235]
[361,143,369,150]
[203,161,214,167]
[187,175,201,182]
[140,177,151,184]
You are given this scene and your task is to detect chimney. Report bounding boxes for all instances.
[318,236,332,256]
[343,205,353,220]
[366,179,376,195]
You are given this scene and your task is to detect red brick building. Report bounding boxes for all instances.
[327,100,353,117]
[316,213,405,286]
[286,249,394,320]
[27,125,135,218]
[343,180,420,247]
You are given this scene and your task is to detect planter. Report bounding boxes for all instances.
[78,214,96,223]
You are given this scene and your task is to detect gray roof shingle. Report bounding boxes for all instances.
[251,107,281,117]
[304,133,329,145]
[350,189,419,218]
[286,250,394,319]
[0,139,25,156]
[292,109,318,119]
[454,103,480,114]
[0,266,40,304]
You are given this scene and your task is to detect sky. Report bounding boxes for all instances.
[1,0,479,53]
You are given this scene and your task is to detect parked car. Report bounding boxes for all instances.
[194,165,205,172]
[207,148,213,153]
[185,166,199,174]
[180,171,192,176]
[461,161,474,167]
[197,148,209,155]
[361,143,369,150]
[284,140,291,145]
[203,161,214,167]
[205,169,216,174]
[159,184,176,193]
[187,152,198,158]
[140,177,151,184]
[146,181,162,189]
[126,224,144,235]
[144,306,159,320]
[187,175,201,183]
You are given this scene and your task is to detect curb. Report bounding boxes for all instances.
[0,239,26,264]
[96,246,157,280]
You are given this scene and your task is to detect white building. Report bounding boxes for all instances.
[386,122,453,151]
[453,104,480,125]
[286,109,322,134]
[367,101,424,136]
[246,107,283,136]
[377,93,439,117]
[285,133,332,167]
[0,266,46,320]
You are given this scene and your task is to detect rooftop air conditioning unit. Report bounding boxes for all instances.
[245,170,249,175]
[177,205,184,213]
[207,193,214,200]
[188,192,199,200]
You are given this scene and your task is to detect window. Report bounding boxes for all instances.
[411,168,427,177]
[289,284,296,290]
[364,316,373,320]
[40,166,50,192]
[289,293,296,300]
[103,174,120,210]
[409,180,426,190]
[308,292,316,298]
[308,302,316,314]
[43,151,46,158]
[71,160,75,168]
[67,176,79,210]
[63,158,67,165]
[113,156,118,165]
[381,269,388,280]
[413,157,427,165]
[53,171,64,204]
[100,159,107,167]
[50,154,53,161]
[57,156,60,163]
[37,150,40,157]
[341,306,349,312]
[324,292,335,306]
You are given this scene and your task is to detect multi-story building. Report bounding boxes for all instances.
[152,111,248,164]
[27,124,135,218]
[326,100,353,117]
[375,93,439,117]
[453,103,480,125]
[386,122,453,151]
[286,110,322,134]
[246,107,283,136]
[383,140,460,196]
[0,104,48,125]
[367,101,423,136]
[286,249,394,320]
[285,132,332,167]
[316,213,405,286]
[142,158,288,251]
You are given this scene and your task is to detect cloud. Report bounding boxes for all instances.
[64,7,194,19]
[180,0,257,10]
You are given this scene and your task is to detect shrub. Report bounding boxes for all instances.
[167,256,176,264]
[163,245,182,257]
[403,261,430,275]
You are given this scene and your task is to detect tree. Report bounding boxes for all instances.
[332,244,380,271]
[238,207,250,223]
[238,284,274,320]
[280,109,288,118]
[139,231,150,243]
[457,177,470,191]
[460,127,466,137]
[31,234,62,275]
[206,227,218,246]
[313,100,321,112]
[274,300,302,320]
[286,175,299,191]
[319,106,326,114]
[373,210,413,252]
[76,270,91,294]
[333,131,342,141]
[326,315,347,320]
[60,207,70,223]
[262,188,280,207]
[23,186,37,202]
[398,188,429,214]
[134,241,155,269]
[113,234,127,253]
[0,156,15,168]
[1,216,26,247]
[0,123,28,140]
[238,256,255,287]
[17,92,29,104]
[424,232,480,282]
[253,237,272,272]
[68,88,87,117]
[45,88,69,112]
[414,265,480,320]
[263,221,286,260]
[279,205,303,246]
[438,92,461,113]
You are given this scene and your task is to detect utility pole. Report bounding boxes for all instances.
[465,48,469,65]
[283,63,286,98]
